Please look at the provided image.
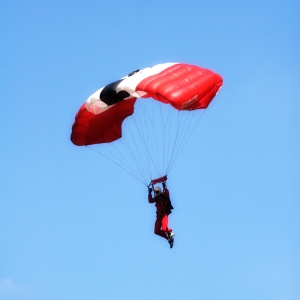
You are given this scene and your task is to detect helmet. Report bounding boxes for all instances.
[154,187,162,196]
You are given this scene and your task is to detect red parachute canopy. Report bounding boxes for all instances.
[71,63,223,146]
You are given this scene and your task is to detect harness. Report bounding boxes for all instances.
[149,176,174,216]
[155,194,173,216]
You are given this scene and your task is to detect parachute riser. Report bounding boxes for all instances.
[150,175,167,185]
[148,175,168,195]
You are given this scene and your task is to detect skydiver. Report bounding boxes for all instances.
[148,181,174,248]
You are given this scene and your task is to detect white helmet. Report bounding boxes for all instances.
[154,187,162,196]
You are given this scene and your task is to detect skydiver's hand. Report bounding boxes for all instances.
[148,188,152,194]
[162,182,166,188]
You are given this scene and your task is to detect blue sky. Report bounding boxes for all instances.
[1,1,299,299]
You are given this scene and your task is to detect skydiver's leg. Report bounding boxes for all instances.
[154,218,168,239]
[161,214,172,234]
[161,215,174,248]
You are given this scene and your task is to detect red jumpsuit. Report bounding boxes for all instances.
[148,188,172,240]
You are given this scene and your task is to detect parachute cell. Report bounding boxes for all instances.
[71,99,136,146]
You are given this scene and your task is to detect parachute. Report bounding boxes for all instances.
[71,63,223,184]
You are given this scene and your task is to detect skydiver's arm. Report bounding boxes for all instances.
[148,187,155,203]
[163,188,170,197]
[148,194,155,203]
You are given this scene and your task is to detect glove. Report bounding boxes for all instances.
[148,188,152,194]
[162,182,166,188]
